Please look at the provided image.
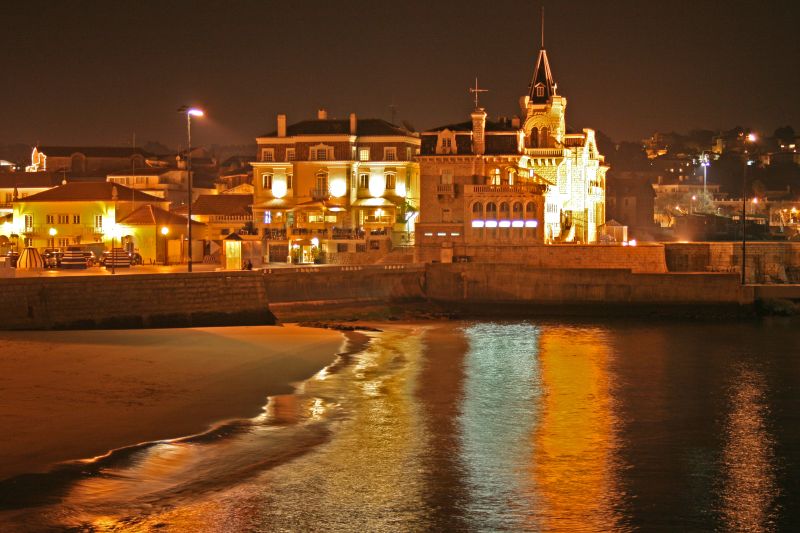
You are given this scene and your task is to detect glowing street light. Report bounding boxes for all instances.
[48,227,57,237]
[161,226,169,266]
[178,105,205,272]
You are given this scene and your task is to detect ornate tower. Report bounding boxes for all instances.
[519,20,566,149]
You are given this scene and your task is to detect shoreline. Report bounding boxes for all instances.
[0,324,346,481]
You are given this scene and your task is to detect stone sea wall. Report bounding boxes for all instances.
[664,242,800,283]
[0,271,274,330]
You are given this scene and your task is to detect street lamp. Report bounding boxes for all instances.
[691,195,697,215]
[741,133,756,285]
[179,106,204,272]
[161,226,169,266]
[699,153,710,199]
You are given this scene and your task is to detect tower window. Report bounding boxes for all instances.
[536,85,544,97]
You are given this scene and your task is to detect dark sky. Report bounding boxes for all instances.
[2,0,798,149]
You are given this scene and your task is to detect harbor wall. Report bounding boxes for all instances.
[0,271,274,330]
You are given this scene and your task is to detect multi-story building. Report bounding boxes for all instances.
[10,182,168,250]
[415,40,608,262]
[251,110,420,264]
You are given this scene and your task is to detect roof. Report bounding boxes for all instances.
[528,49,557,104]
[118,204,205,227]
[16,181,163,203]
[191,194,253,216]
[107,166,172,176]
[425,120,519,133]
[0,172,62,189]
[262,118,414,138]
[37,146,152,158]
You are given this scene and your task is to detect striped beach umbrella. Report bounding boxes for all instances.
[17,247,44,270]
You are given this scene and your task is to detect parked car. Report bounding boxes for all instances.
[62,246,96,269]
[42,248,63,268]
[5,250,19,268]
[99,250,142,267]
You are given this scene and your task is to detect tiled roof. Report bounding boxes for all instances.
[118,204,205,226]
[38,146,152,158]
[0,172,62,189]
[16,181,162,203]
[191,194,253,216]
[262,119,414,138]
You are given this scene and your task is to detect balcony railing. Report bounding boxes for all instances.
[209,214,251,222]
[309,188,329,200]
[331,228,366,240]
[263,229,288,240]
[363,215,393,225]
[465,184,546,195]
[436,184,455,195]
[525,148,567,157]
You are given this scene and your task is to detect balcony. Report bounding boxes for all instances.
[363,215,393,225]
[263,229,287,240]
[309,188,329,200]
[525,148,568,157]
[464,184,546,196]
[436,183,455,196]
[331,228,366,240]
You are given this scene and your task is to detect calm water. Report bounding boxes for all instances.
[2,319,799,531]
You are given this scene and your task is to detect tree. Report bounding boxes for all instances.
[774,126,796,144]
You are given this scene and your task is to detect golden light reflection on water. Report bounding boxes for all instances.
[720,365,778,532]
[531,326,627,532]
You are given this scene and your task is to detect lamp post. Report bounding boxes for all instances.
[161,226,169,266]
[741,133,756,285]
[700,153,710,199]
[179,106,204,272]
[111,185,118,275]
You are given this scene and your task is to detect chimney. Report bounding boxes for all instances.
[277,114,287,137]
[471,108,487,156]
[317,108,328,120]
[349,113,357,135]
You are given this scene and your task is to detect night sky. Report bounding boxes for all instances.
[2,0,798,149]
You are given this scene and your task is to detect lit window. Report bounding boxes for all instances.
[262,148,274,162]
[358,174,369,189]
[359,148,370,161]
[437,232,447,236]
[385,173,396,189]
[512,220,525,228]
[471,220,485,228]
[485,220,498,228]
[499,220,511,228]
[450,232,461,236]
[262,173,273,189]
[264,211,272,224]
[286,148,296,162]
[424,232,434,236]
[525,220,538,228]
[384,147,397,161]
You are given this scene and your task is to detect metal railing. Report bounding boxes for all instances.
[466,184,546,195]
[436,184,455,195]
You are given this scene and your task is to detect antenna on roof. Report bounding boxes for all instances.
[469,77,488,109]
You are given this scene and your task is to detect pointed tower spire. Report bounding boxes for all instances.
[528,6,556,104]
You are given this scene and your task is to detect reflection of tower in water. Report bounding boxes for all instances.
[530,326,626,532]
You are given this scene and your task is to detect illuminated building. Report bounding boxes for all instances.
[252,110,420,264]
[416,38,608,262]
[10,182,168,250]
[26,146,151,174]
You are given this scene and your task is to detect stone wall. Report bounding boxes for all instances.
[0,271,274,330]
[417,243,668,273]
[425,263,749,309]
[665,242,800,283]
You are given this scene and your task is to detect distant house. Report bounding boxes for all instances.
[0,172,62,216]
[117,204,205,264]
[27,146,152,174]
[11,182,167,250]
[184,193,253,242]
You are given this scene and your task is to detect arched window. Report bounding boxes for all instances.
[513,202,523,218]
[472,202,483,218]
[507,168,516,186]
[486,202,497,219]
[262,172,273,189]
[530,127,539,148]
[499,202,510,217]
[385,172,396,189]
[70,153,86,173]
[526,201,536,216]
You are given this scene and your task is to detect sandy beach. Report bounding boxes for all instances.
[0,324,344,480]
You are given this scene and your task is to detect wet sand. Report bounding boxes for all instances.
[0,324,344,480]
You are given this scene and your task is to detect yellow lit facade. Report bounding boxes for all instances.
[252,111,420,263]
